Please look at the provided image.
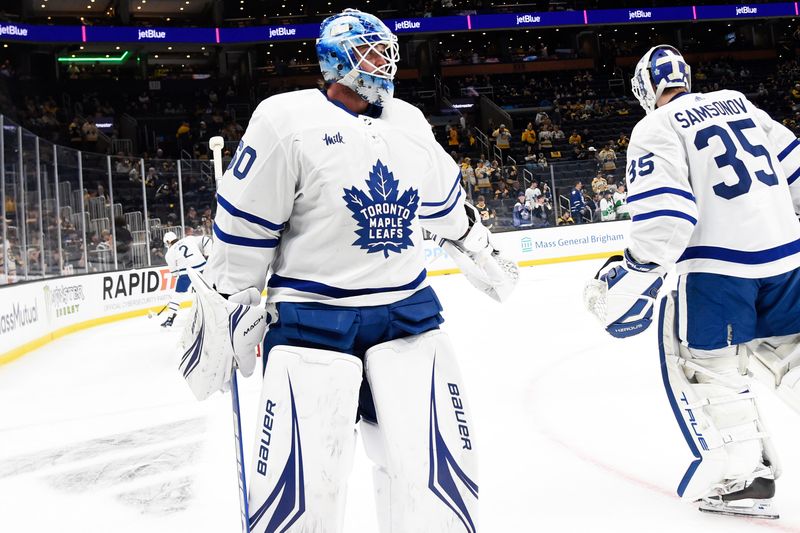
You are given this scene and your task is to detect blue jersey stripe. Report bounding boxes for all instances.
[632,209,697,225]
[787,167,800,185]
[678,237,800,265]
[217,194,285,232]
[778,138,800,162]
[213,223,279,248]
[420,189,463,220]
[627,187,696,204]
[268,269,427,298]
[421,172,462,207]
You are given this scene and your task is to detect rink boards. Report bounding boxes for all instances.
[0,220,629,365]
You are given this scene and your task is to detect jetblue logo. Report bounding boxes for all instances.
[0,24,28,37]
[268,27,296,38]
[735,5,757,15]
[521,237,533,253]
[394,20,421,31]
[138,29,166,40]
[516,14,542,25]
[628,9,652,20]
[323,132,345,146]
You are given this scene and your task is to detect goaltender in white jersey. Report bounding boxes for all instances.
[586,45,800,520]
[178,9,517,533]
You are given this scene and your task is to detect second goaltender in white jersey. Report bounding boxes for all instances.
[625,89,800,279]
[204,89,469,306]
[165,235,211,275]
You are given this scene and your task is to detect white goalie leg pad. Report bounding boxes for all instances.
[363,330,479,533]
[247,345,362,533]
[746,335,800,414]
[658,293,778,502]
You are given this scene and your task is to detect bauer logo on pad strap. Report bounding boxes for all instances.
[343,159,419,258]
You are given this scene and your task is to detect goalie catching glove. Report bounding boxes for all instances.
[438,203,519,303]
[584,249,665,338]
[178,268,269,401]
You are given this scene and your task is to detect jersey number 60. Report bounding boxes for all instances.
[694,118,778,200]
[226,141,258,180]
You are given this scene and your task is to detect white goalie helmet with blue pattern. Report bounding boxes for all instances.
[631,44,692,114]
[316,8,400,107]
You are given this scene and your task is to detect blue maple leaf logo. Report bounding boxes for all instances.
[343,160,419,258]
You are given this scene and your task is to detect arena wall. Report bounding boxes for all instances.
[0,220,629,365]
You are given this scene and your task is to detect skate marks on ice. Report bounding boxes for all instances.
[0,417,204,515]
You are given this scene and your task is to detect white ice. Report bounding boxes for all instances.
[2,260,800,533]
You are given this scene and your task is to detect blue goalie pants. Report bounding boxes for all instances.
[263,286,444,423]
[677,267,800,350]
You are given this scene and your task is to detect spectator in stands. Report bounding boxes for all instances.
[460,157,476,192]
[447,123,460,149]
[26,247,42,276]
[521,122,537,147]
[493,180,510,200]
[114,216,133,268]
[591,171,608,195]
[474,196,489,219]
[68,118,83,148]
[484,208,497,230]
[504,165,521,194]
[599,144,617,172]
[536,153,548,169]
[535,110,549,127]
[0,240,17,284]
[538,125,554,149]
[524,145,537,171]
[614,183,629,220]
[512,193,533,228]
[616,132,629,150]
[525,180,541,205]
[531,195,552,228]
[570,181,587,224]
[600,190,616,222]
[557,211,575,225]
[553,125,565,141]
[176,121,192,155]
[492,124,511,150]
[81,118,98,152]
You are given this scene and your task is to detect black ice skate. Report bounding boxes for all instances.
[161,313,176,328]
[698,477,778,519]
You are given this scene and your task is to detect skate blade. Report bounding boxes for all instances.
[698,499,779,520]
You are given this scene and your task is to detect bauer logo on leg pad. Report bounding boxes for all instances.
[257,399,277,477]
[429,363,479,533]
[448,383,472,450]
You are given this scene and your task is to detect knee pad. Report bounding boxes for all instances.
[363,330,478,533]
[658,293,778,502]
[247,345,362,533]
[746,335,800,414]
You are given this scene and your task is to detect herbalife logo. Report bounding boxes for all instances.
[515,14,542,25]
[323,132,345,146]
[628,10,652,20]
[138,29,166,39]
[0,24,28,37]
[268,27,296,39]
[394,20,421,31]
[521,237,533,253]
[735,6,757,15]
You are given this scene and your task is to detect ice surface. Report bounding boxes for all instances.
[1,261,799,532]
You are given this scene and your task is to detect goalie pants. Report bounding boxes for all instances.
[677,268,800,350]
[262,285,444,422]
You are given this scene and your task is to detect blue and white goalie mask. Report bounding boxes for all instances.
[316,9,399,107]
[631,45,691,114]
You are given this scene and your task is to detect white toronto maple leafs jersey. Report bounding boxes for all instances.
[204,89,468,306]
[625,89,800,279]
[165,235,211,275]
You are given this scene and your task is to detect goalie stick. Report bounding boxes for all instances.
[210,134,253,533]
